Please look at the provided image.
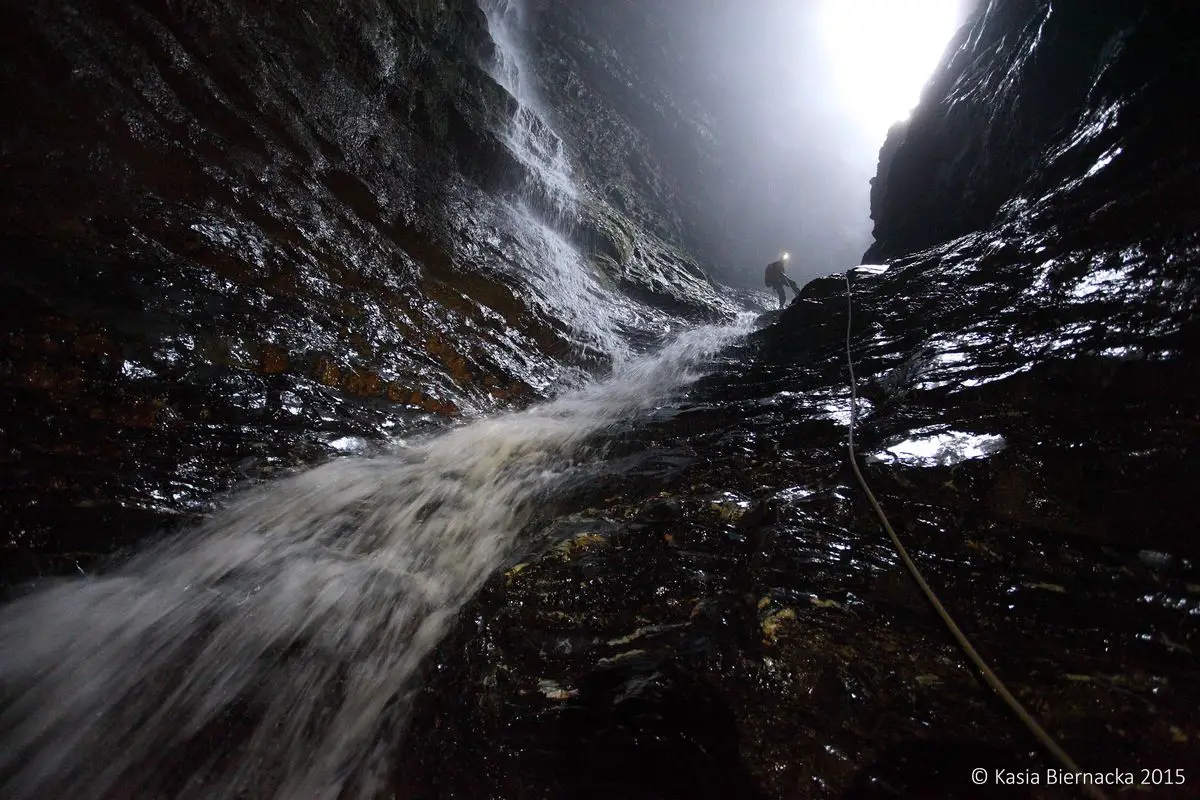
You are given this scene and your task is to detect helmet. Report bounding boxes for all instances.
[781,251,790,261]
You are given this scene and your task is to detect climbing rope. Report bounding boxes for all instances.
[842,270,1108,800]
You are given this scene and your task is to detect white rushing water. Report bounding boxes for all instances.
[479,0,651,365]
[480,0,578,217]
[509,206,639,367]
[0,319,750,800]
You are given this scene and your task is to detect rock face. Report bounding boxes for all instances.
[525,0,721,265]
[0,0,734,576]
[866,0,1199,262]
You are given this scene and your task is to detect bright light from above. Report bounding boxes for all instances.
[818,0,963,143]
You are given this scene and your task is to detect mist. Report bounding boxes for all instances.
[538,0,978,286]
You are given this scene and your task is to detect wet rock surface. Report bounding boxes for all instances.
[867,0,1200,262]
[0,0,733,578]
[525,0,720,265]
[401,232,1200,797]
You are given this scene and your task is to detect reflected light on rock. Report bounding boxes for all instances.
[871,428,1005,467]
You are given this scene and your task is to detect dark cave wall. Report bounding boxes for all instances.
[0,0,734,576]
[866,0,1200,262]
[850,0,1200,561]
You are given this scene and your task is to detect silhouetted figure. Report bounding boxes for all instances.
[764,252,801,309]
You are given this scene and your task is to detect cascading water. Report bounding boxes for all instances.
[511,210,645,366]
[480,0,578,219]
[0,318,751,800]
[479,0,650,366]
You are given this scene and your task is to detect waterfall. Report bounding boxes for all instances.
[0,319,751,800]
[509,207,639,366]
[480,0,578,219]
[479,0,643,365]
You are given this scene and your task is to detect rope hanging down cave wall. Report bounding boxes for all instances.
[841,270,1108,800]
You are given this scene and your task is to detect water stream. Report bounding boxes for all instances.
[480,0,641,366]
[0,318,750,800]
[481,0,578,218]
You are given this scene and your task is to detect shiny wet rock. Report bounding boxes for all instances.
[0,0,735,578]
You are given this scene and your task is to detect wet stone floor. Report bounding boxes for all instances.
[398,235,1200,798]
